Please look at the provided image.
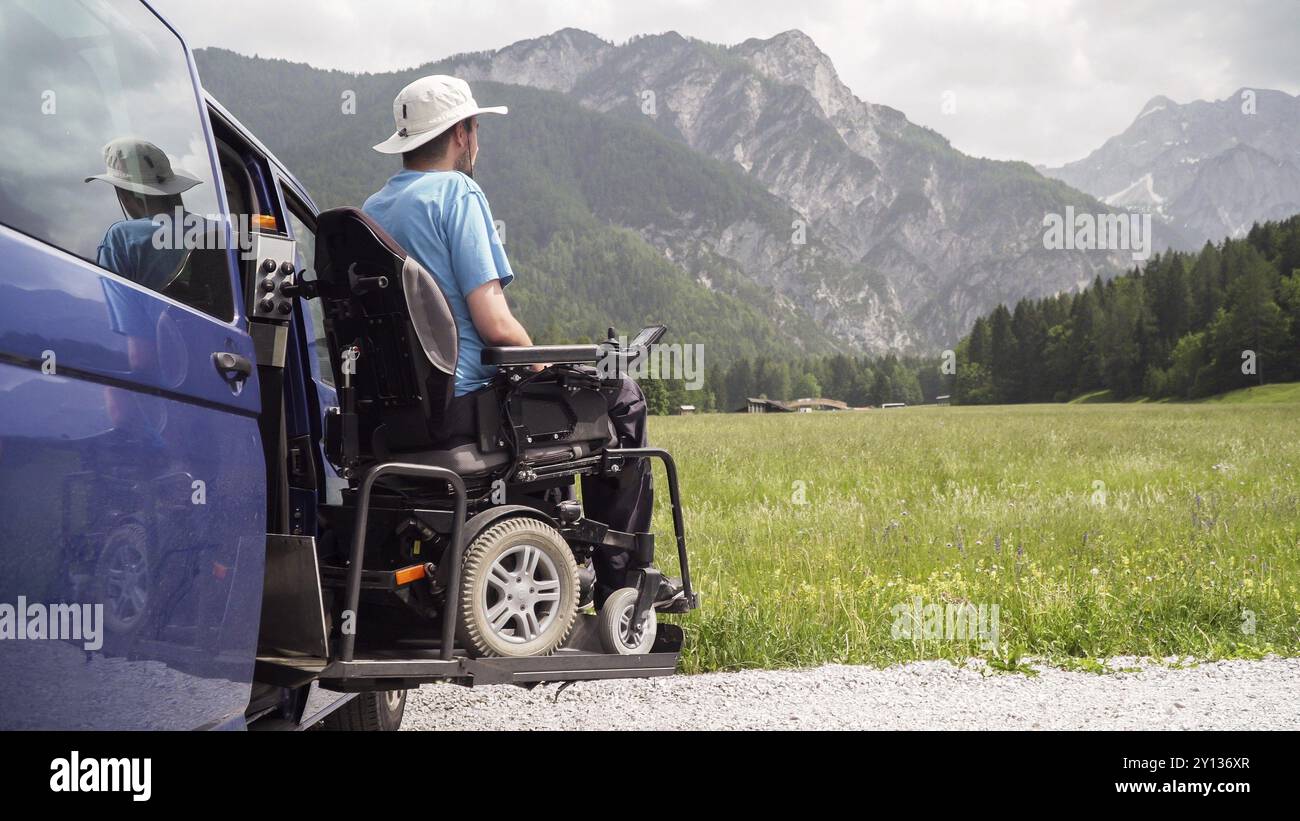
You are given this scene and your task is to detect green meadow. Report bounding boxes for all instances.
[646,389,1300,673]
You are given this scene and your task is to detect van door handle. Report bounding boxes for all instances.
[212,351,253,379]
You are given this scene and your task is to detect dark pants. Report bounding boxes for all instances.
[583,375,654,605]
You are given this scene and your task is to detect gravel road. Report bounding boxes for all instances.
[402,657,1300,730]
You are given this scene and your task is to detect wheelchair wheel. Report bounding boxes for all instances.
[456,517,579,658]
[597,586,658,655]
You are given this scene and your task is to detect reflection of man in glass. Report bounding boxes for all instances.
[86,137,199,290]
[86,138,201,438]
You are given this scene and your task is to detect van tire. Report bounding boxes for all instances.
[319,690,406,731]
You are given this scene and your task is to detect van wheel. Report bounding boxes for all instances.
[597,586,658,654]
[456,517,579,658]
[319,690,406,731]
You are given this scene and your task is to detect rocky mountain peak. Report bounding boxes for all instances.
[1137,94,1176,117]
[733,29,855,118]
[446,27,612,92]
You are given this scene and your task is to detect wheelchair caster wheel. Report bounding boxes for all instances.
[456,517,579,658]
[597,586,657,655]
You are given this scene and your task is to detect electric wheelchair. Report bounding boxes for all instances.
[308,207,698,666]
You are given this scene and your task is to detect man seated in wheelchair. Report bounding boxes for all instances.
[311,75,693,658]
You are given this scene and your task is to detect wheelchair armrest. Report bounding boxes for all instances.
[481,345,601,366]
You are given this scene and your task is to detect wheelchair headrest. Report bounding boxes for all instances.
[317,205,409,266]
[314,206,458,379]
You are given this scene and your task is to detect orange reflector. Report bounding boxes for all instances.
[251,214,278,231]
[394,564,427,586]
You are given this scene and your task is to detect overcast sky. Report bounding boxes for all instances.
[151,0,1299,167]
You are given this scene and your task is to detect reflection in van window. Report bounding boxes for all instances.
[0,0,234,320]
[285,208,334,387]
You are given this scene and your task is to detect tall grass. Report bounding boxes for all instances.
[646,402,1300,672]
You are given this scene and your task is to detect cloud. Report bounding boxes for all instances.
[150,0,1300,166]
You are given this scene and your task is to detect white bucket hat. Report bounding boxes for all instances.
[373,75,508,154]
[84,137,202,197]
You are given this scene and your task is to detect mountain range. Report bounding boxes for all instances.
[1042,89,1300,251]
[196,30,1289,360]
[433,29,1125,351]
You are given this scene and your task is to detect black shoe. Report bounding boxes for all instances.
[577,564,596,610]
[653,575,685,609]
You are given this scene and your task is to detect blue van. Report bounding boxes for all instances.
[0,0,382,730]
[0,0,695,730]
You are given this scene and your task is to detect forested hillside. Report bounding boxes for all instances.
[951,216,1300,403]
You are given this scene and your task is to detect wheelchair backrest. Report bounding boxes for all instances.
[313,206,459,451]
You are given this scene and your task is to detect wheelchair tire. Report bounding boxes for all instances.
[596,586,658,655]
[456,517,579,658]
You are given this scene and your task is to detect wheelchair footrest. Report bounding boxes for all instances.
[655,592,701,614]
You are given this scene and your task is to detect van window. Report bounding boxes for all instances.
[284,206,334,387]
[0,0,234,320]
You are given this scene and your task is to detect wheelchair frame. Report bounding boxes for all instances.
[313,446,694,690]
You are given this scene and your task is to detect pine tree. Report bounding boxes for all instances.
[1217,252,1288,386]
[967,317,991,367]
[724,358,754,410]
[988,305,1018,403]
[1191,241,1225,328]
[1010,300,1047,402]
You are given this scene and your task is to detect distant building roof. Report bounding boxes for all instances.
[739,397,849,412]
[784,397,849,411]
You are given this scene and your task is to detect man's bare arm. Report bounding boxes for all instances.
[467,281,546,371]
[467,279,532,347]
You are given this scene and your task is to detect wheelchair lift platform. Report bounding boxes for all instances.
[256,620,685,691]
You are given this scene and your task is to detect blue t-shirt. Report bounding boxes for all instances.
[97,217,191,336]
[363,170,514,396]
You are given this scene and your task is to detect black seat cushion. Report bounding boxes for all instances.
[393,442,511,476]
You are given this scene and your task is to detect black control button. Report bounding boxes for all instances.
[280,261,295,275]
[261,258,277,273]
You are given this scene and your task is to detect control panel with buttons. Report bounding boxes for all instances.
[247,232,300,322]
